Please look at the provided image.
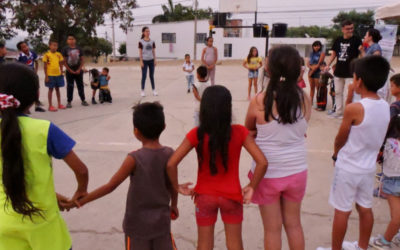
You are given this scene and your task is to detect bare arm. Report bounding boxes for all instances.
[77,156,134,207]
[242,60,249,69]
[245,97,258,132]
[317,52,326,66]
[345,84,354,105]
[303,91,312,122]
[139,48,144,67]
[326,51,337,70]
[192,86,201,101]
[201,48,206,65]
[63,150,89,202]
[43,62,49,82]
[373,50,382,56]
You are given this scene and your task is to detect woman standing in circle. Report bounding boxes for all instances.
[360,28,382,57]
[307,40,325,106]
[139,26,157,97]
[201,37,218,85]
[245,46,311,250]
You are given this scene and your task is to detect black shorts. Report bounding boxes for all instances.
[91,82,99,90]
[125,233,177,250]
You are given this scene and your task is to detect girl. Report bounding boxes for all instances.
[0,63,89,250]
[307,40,325,106]
[245,46,311,250]
[370,115,400,249]
[360,28,382,57]
[139,26,157,97]
[201,37,218,86]
[167,85,268,250]
[243,47,263,100]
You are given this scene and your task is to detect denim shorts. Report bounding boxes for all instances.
[382,175,400,197]
[45,75,65,88]
[248,70,259,79]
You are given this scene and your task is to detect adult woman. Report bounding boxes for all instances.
[139,26,157,97]
[245,46,311,250]
[360,28,382,57]
[307,40,325,106]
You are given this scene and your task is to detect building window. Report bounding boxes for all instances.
[196,33,207,44]
[224,44,232,57]
[162,33,176,43]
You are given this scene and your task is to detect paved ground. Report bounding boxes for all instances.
[31,58,400,250]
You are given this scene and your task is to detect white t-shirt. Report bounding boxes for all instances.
[193,81,210,112]
[182,62,194,76]
[336,98,390,174]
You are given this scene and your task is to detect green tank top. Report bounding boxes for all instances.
[0,116,71,249]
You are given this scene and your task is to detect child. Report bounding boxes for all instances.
[319,55,391,250]
[389,74,400,119]
[317,62,333,111]
[99,67,112,103]
[201,37,218,85]
[369,115,400,249]
[16,41,45,112]
[182,54,194,93]
[42,40,66,112]
[166,85,268,250]
[192,65,210,126]
[0,63,89,250]
[328,64,337,115]
[297,57,306,88]
[89,68,100,104]
[243,47,262,100]
[71,102,178,250]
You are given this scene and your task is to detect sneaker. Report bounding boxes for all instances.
[48,106,58,112]
[92,98,97,105]
[81,101,89,106]
[342,241,364,250]
[35,106,46,112]
[141,90,146,97]
[66,102,72,108]
[58,104,66,110]
[153,90,158,96]
[329,113,343,119]
[391,231,400,247]
[369,235,391,249]
[328,110,336,115]
[37,100,44,107]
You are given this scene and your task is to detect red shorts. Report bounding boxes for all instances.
[194,194,243,226]
[249,170,307,205]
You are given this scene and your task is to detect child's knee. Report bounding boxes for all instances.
[355,204,372,215]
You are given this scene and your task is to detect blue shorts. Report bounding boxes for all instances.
[46,76,65,88]
[310,69,321,79]
[248,70,259,79]
[382,175,400,197]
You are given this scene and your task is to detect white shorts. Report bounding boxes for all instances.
[329,167,375,212]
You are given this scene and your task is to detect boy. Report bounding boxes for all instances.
[42,40,66,112]
[317,62,333,111]
[319,56,391,250]
[99,67,112,103]
[182,54,194,93]
[16,41,45,112]
[192,65,210,126]
[70,102,178,250]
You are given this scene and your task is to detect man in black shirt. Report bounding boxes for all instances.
[62,34,89,108]
[326,20,362,118]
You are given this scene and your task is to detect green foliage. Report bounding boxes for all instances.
[332,10,375,37]
[0,2,16,40]
[118,42,127,55]
[152,0,212,23]
[286,26,341,40]
[9,0,136,49]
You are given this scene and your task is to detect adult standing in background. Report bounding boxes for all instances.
[62,34,89,108]
[325,20,362,118]
[307,40,325,106]
[360,28,382,57]
[139,26,157,97]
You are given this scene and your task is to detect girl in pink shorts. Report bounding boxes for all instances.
[167,85,267,250]
[245,46,312,250]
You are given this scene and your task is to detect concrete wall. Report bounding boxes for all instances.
[126,20,327,60]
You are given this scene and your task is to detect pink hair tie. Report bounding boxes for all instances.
[0,94,21,110]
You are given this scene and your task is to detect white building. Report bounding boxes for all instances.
[126,20,326,60]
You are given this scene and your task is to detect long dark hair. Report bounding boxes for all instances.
[197,86,232,175]
[0,63,40,218]
[247,46,258,63]
[264,46,305,124]
[141,26,149,39]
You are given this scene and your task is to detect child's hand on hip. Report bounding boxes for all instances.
[242,185,254,204]
[178,182,194,196]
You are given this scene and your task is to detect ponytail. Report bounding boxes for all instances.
[0,63,41,219]
[141,26,149,39]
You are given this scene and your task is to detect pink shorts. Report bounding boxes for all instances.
[249,170,307,205]
[194,194,243,226]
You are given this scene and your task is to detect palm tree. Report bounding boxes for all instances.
[152,0,212,23]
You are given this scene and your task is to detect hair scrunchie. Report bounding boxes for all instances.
[0,94,21,110]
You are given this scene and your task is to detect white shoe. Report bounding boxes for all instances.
[342,241,365,250]
[369,235,392,249]
[392,231,400,247]
[152,90,158,96]
[141,91,146,97]
[316,247,332,250]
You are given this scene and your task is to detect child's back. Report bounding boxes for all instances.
[124,146,173,239]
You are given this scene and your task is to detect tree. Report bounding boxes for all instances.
[10,1,136,49]
[0,2,16,40]
[152,0,212,23]
[118,42,126,55]
[332,10,375,38]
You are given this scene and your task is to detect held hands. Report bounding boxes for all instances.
[56,189,88,211]
[242,185,254,204]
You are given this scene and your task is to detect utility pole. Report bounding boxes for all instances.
[193,0,198,60]
[112,17,116,58]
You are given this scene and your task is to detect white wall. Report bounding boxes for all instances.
[127,20,326,60]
